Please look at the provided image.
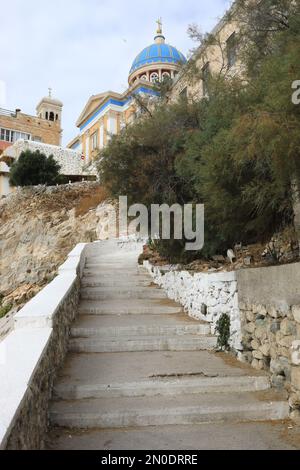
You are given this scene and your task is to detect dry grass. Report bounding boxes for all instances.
[75,186,108,217]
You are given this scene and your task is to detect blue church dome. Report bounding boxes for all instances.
[129,42,187,74]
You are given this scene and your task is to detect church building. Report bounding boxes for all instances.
[68,21,187,162]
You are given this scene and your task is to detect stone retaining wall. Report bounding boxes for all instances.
[239,302,300,419]
[0,243,88,450]
[5,278,79,449]
[237,263,300,421]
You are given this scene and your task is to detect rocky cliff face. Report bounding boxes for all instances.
[0,182,115,309]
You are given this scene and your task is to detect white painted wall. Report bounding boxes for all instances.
[107,116,117,136]
[99,124,104,149]
[0,173,11,197]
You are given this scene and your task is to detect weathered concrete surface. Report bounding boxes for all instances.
[237,262,300,308]
[50,391,289,428]
[68,334,217,353]
[70,314,211,337]
[78,299,183,315]
[52,350,270,401]
[47,422,300,450]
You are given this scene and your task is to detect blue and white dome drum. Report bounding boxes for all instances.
[130,43,187,74]
[128,21,187,85]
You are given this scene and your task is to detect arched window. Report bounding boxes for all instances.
[56,114,59,121]
[162,72,170,80]
[140,75,147,81]
[45,112,49,120]
[49,112,55,121]
[150,72,159,83]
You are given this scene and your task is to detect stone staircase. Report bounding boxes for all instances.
[47,240,290,450]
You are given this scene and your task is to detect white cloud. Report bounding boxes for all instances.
[0,0,231,145]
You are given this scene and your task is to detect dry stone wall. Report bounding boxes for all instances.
[239,302,300,420]
[237,263,300,420]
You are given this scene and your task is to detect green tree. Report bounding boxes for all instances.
[177,2,300,254]
[9,150,61,187]
[98,101,198,207]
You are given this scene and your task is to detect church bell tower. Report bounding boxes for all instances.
[36,88,63,123]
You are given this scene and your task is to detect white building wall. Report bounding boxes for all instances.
[0,173,11,197]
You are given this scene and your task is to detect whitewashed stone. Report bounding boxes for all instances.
[253,350,263,360]
[246,311,255,322]
[292,306,300,324]
[291,352,300,366]
[259,343,271,357]
[290,409,300,424]
[251,339,260,350]
[245,322,256,334]
[257,305,267,317]
[268,306,279,318]
[143,262,242,350]
[4,139,96,178]
[291,367,300,391]
[291,341,300,366]
[280,319,296,336]
[278,335,294,348]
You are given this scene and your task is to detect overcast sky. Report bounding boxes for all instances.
[0,0,231,145]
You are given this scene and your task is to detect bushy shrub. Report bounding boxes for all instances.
[10,150,61,187]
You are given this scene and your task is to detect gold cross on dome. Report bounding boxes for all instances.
[156,18,162,34]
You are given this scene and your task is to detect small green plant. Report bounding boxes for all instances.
[0,304,12,319]
[216,314,231,351]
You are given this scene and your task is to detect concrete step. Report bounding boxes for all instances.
[47,421,299,450]
[83,268,143,277]
[52,350,270,390]
[85,257,139,264]
[81,272,150,282]
[78,299,182,315]
[68,334,217,353]
[81,278,153,288]
[80,287,167,301]
[85,262,139,268]
[50,391,289,429]
[71,314,211,338]
[54,374,270,400]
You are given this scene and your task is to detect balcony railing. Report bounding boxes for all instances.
[0,108,17,118]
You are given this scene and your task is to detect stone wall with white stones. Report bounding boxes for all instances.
[143,262,242,351]
[4,139,97,177]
